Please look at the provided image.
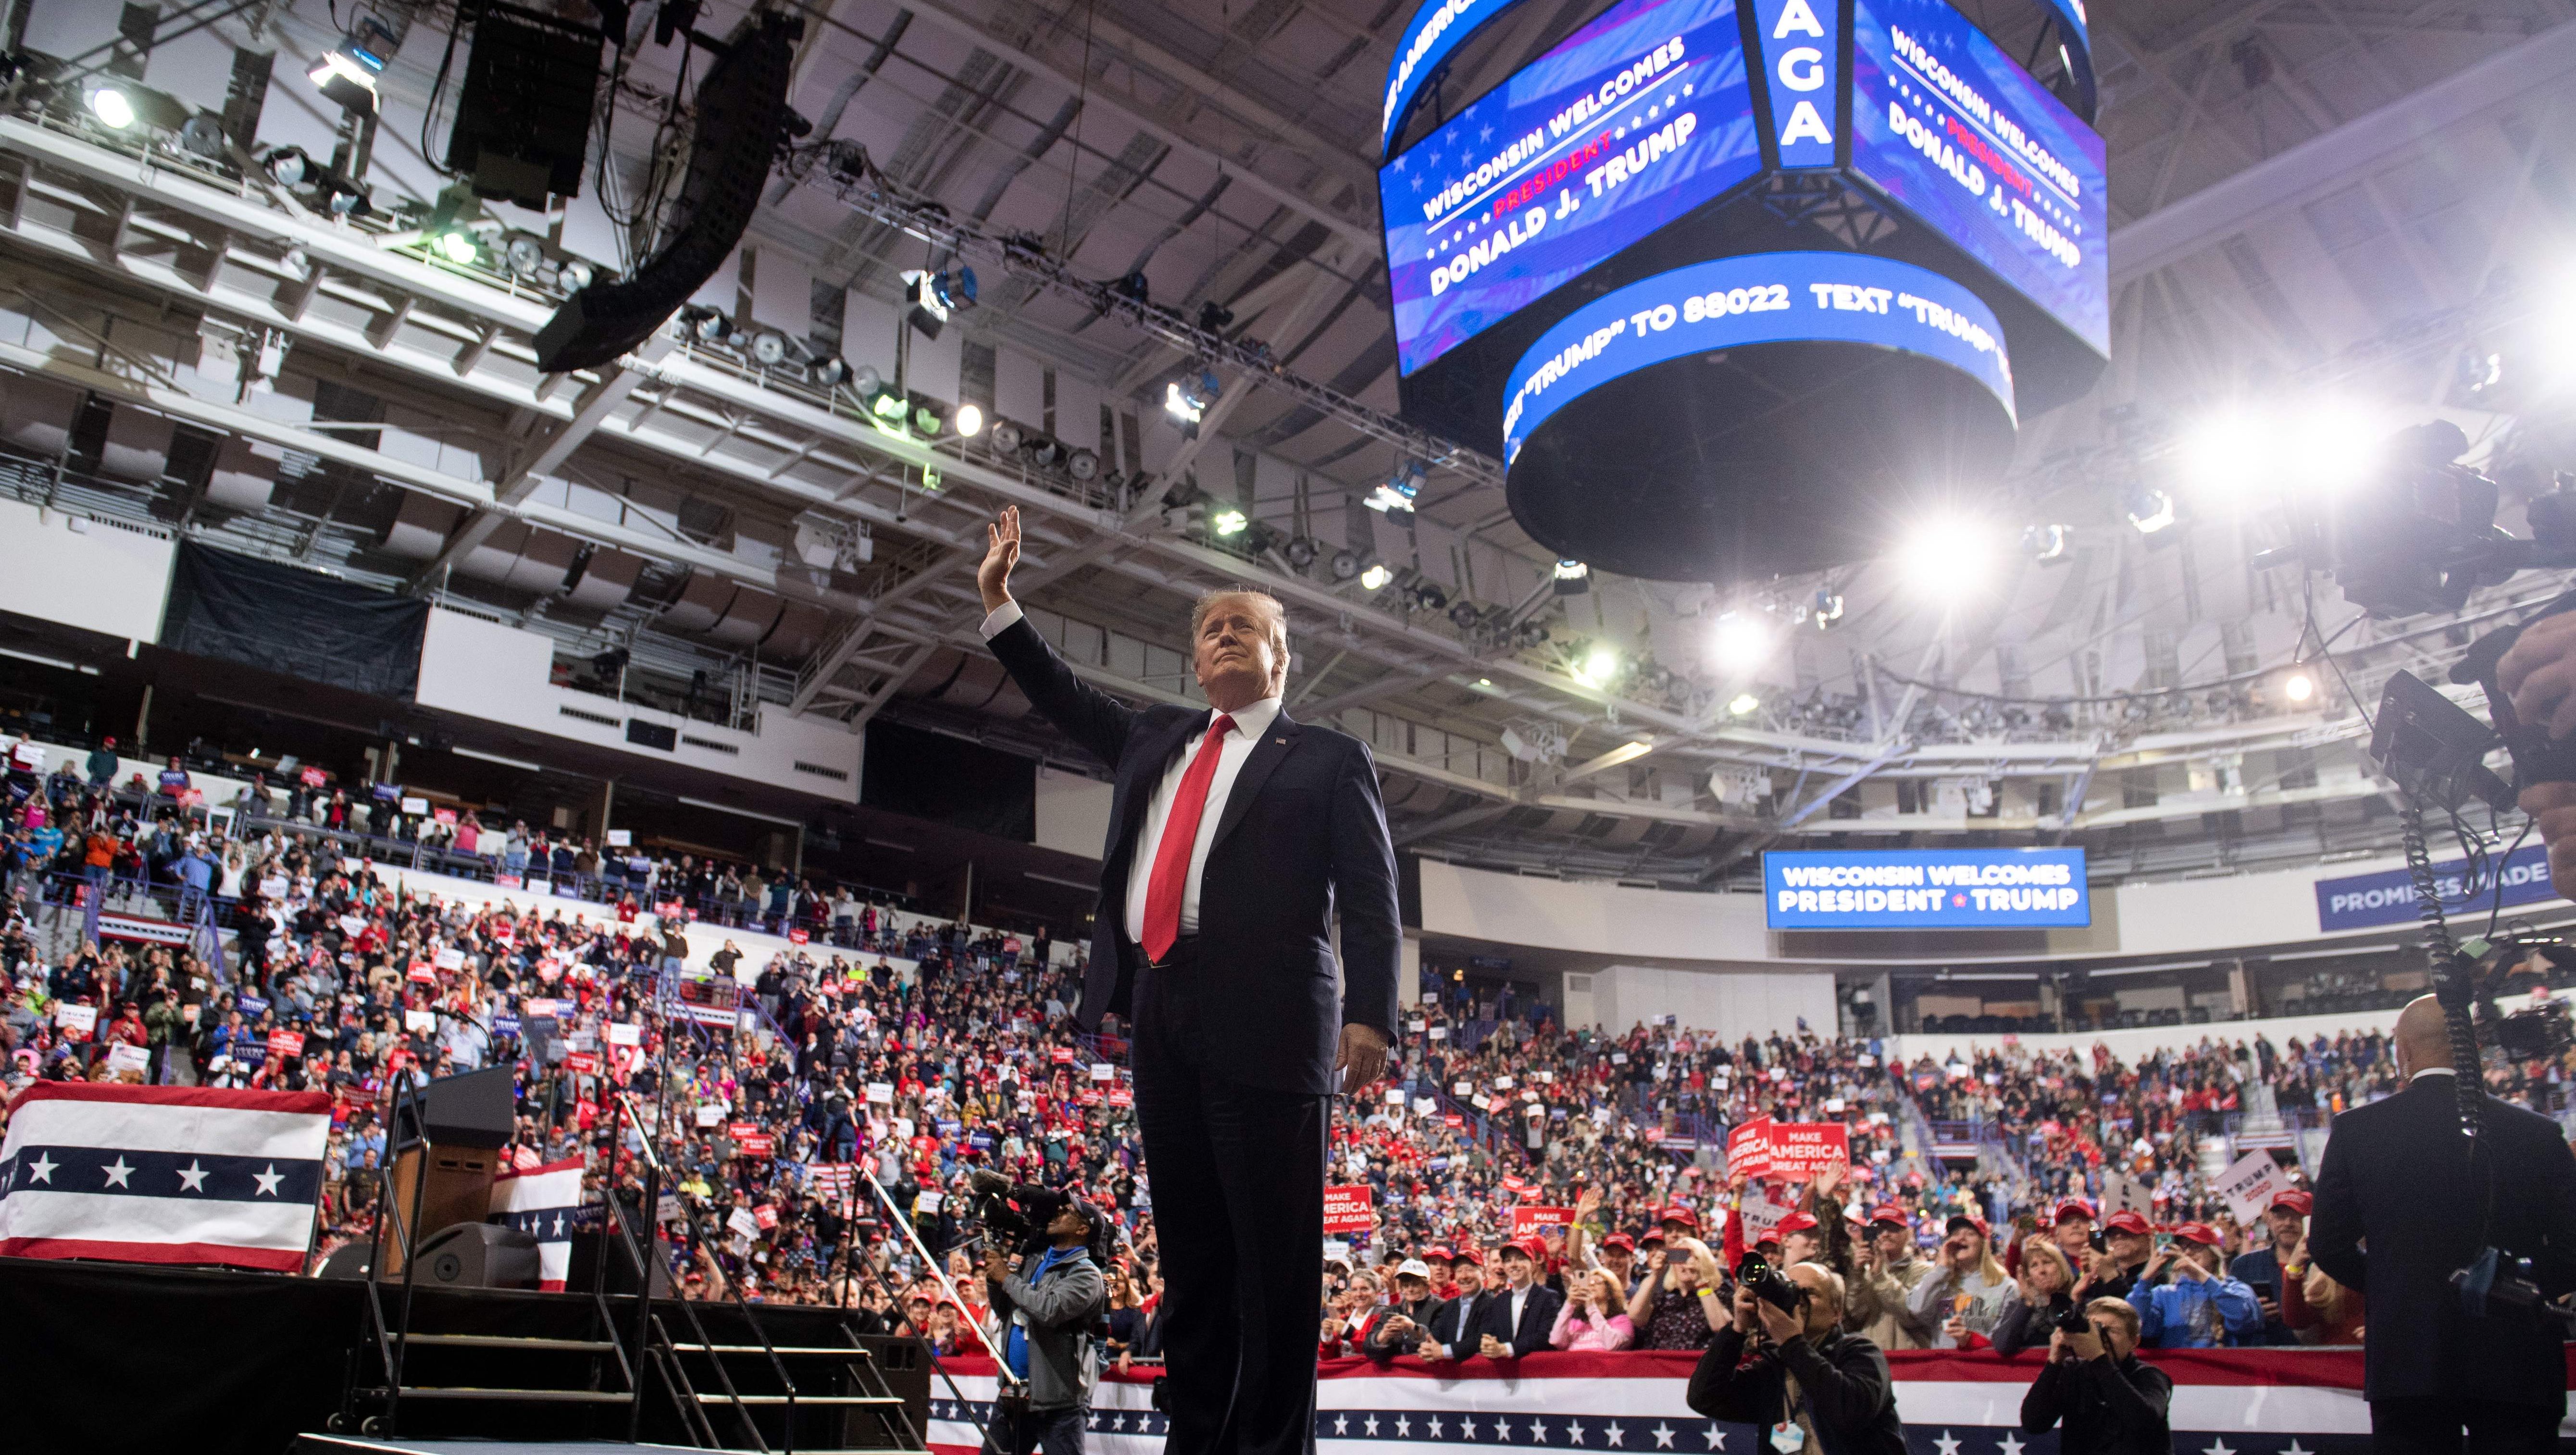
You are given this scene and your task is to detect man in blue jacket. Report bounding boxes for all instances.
[2132,1223,2263,1348]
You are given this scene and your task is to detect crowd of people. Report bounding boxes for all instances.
[6,726,2574,1388]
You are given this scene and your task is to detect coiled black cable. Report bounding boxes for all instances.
[2402,800,2488,1155]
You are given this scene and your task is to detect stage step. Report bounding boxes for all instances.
[403,1333,622,1353]
[668,1342,875,1356]
[693,1393,904,1406]
[372,1386,637,1405]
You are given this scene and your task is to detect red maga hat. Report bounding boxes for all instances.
[1656,1206,1702,1231]
[2052,1198,2097,1224]
[2171,1222,2222,1246]
[1774,1212,1821,1237]
[2101,1210,2152,1236]
[1867,1204,1912,1228]
[2268,1190,2313,1216]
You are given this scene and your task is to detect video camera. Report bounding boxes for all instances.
[2267,419,2576,1327]
[1734,1251,1806,1318]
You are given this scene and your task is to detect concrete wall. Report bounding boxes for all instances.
[412,608,863,800]
[0,499,174,643]
[1589,962,1840,1040]
[1034,764,1112,859]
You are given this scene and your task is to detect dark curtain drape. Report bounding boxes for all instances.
[862,720,1037,841]
[160,542,428,698]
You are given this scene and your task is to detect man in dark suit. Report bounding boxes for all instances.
[2311,995,2576,1454]
[978,507,1401,1455]
[1415,1249,1494,1360]
[1474,1238,1568,1356]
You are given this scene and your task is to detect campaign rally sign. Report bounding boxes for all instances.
[1724,1117,1772,1180]
[1762,847,2088,929]
[1322,1185,1376,1234]
[2214,1149,2298,1224]
[1754,1121,1848,1180]
[0,1083,330,1270]
[2315,842,2551,933]
[1511,1205,1576,1238]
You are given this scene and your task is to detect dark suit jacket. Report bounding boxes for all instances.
[986,615,1403,1094]
[1471,1282,1566,1357]
[1423,1290,1491,1356]
[2311,1074,2576,1406]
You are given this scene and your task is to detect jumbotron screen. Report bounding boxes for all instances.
[1850,0,2108,355]
[1381,0,1762,377]
[1763,847,2091,929]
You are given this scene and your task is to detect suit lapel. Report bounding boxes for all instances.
[1209,709,1301,850]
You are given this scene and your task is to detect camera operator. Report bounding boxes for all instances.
[980,1194,1110,1455]
[2502,613,2576,900]
[1689,1261,1906,1455]
[2018,1297,2171,1455]
[2311,995,2576,1453]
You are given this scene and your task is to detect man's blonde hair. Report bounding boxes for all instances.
[2085,1296,2140,1344]
[1189,589,1290,685]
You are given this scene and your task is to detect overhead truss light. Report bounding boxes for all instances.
[2126,487,2177,535]
[309,33,388,114]
[86,85,137,130]
[1553,559,1590,595]
[1165,371,1219,438]
[1367,461,1425,513]
[1358,563,1394,591]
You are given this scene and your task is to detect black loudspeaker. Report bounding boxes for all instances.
[414,1221,543,1290]
[393,1064,517,1149]
[445,3,606,206]
[567,1229,675,1297]
[315,1242,377,1280]
[532,11,800,373]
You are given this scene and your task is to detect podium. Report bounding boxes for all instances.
[382,1065,516,1275]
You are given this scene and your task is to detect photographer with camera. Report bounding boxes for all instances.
[2017,1297,2171,1455]
[2311,995,2576,1453]
[1689,1256,1906,1455]
[973,1176,1111,1455]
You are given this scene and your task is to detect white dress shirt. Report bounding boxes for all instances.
[1506,1285,1530,1339]
[982,599,1283,945]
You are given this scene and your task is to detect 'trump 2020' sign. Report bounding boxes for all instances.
[1763,848,2088,929]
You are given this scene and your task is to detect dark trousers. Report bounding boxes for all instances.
[1131,951,1327,1455]
[2372,1397,2563,1455]
[985,1404,1087,1455]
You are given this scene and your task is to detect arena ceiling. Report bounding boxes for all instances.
[4,0,2576,888]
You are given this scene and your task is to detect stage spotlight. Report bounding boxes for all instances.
[1448,600,1481,630]
[1711,612,1769,673]
[1197,299,1235,333]
[989,418,1024,452]
[1164,372,1218,438]
[1329,548,1362,581]
[1026,437,1066,469]
[1212,508,1249,537]
[2125,487,2177,535]
[913,402,947,435]
[309,39,386,114]
[1515,620,1551,648]
[1900,515,1992,596]
[1067,448,1099,481]
[1573,643,1620,688]
[86,85,137,130]
[1553,559,1590,595]
[262,146,310,187]
[2284,671,2315,703]
[558,259,595,292]
[1111,271,1151,305]
[954,402,984,437]
[749,332,787,365]
[505,236,547,278]
[1810,588,1844,630]
[1359,563,1394,590]
[811,357,850,387]
[1283,537,1318,569]
[2023,523,2070,563]
[434,230,479,266]
[1729,692,1761,717]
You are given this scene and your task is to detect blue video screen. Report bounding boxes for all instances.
[1763,848,2091,929]
[1851,0,2107,355]
[1381,0,1762,378]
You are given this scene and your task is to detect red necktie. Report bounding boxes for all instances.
[1141,713,1235,963]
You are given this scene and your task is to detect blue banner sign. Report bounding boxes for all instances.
[1748,0,1841,167]
[1383,0,1526,156]
[1501,250,2012,463]
[1850,0,2107,354]
[1764,848,2089,929]
[1382,0,1760,376]
[2314,845,2555,933]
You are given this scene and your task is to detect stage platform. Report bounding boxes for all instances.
[296,1431,731,1442]
[0,1256,929,1455]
